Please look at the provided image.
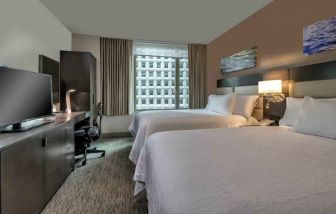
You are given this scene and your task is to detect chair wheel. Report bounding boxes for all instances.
[82,160,87,166]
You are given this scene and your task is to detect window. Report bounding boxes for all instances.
[141,71,146,77]
[179,58,189,109]
[134,42,189,110]
[134,55,189,110]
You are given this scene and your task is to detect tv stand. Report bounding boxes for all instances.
[0,112,89,213]
[1,119,54,133]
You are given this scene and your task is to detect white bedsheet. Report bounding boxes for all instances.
[134,126,336,214]
[129,109,251,164]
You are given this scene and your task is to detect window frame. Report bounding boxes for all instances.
[134,54,188,112]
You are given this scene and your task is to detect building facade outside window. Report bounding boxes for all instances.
[134,42,189,110]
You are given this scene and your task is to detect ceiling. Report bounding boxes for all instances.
[40,0,273,44]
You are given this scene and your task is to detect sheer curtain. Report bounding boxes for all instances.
[188,44,207,109]
[133,41,188,57]
[100,37,133,115]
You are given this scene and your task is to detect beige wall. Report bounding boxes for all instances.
[207,0,336,95]
[0,0,71,72]
[72,34,132,134]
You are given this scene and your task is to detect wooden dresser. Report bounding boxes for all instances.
[0,112,89,214]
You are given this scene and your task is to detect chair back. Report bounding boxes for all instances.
[97,103,103,137]
[92,103,103,139]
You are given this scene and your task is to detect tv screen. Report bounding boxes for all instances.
[0,67,53,127]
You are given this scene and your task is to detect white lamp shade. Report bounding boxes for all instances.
[258,80,282,94]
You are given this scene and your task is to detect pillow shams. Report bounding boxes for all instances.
[294,98,336,139]
[279,97,306,126]
[205,94,235,115]
[279,97,336,127]
[232,95,259,118]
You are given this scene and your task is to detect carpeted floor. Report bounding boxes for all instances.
[42,137,148,214]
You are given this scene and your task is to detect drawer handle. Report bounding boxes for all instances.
[42,138,48,147]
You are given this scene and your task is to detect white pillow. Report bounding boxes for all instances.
[279,97,306,126]
[206,94,235,115]
[279,96,336,127]
[294,98,336,139]
[232,95,259,118]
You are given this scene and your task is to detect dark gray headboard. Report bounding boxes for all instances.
[216,60,336,120]
[289,61,336,98]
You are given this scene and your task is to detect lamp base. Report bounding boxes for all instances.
[264,94,285,109]
[65,109,72,114]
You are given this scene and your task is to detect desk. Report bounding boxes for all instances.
[0,112,89,152]
[0,111,89,214]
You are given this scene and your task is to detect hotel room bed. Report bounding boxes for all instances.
[134,126,336,214]
[129,109,257,164]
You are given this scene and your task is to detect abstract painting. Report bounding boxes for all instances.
[220,47,257,73]
[304,16,336,55]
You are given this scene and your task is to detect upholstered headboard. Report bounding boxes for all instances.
[216,87,233,95]
[217,73,264,120]
[290,79,336,98]
[289,61,336,98]
[216,60,336,121]
[234,85,258,95]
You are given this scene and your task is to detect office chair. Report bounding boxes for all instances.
[75,102,105,166]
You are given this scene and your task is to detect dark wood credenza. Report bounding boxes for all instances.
[0,112,89,214]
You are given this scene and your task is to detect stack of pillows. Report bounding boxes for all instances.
[206,94,336,140]
[280,96,336,139]
[205,93,259,119]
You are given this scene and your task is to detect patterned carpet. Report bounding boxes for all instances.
[42,137,148,214]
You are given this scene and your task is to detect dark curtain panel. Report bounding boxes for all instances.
[188,44,207,109]
[100,38,133,115]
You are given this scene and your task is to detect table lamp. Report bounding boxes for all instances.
[258,80,285,109]
[65,89,76,114]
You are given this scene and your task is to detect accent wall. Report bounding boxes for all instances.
[207,0,336,95]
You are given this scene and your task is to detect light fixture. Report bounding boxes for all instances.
[65,89,76,114]
[258,80,282,94]
[258,80,284,109]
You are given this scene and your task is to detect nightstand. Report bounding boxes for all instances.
[258,119,277,126]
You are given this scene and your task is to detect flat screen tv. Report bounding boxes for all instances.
[0,66,53,132]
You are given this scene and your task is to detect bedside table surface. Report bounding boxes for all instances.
[258,119,276,126]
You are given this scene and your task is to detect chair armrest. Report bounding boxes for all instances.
[78,125,93,132]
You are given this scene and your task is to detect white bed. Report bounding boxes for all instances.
[134,126,336,214]
[129,109,257,164]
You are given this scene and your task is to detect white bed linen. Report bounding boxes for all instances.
[129,109,250,164]
[134,126,336,214]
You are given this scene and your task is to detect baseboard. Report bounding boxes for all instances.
[102,132,133,138]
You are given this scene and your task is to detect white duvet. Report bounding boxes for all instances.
[129,109,252,164]
[134,126,336,214]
